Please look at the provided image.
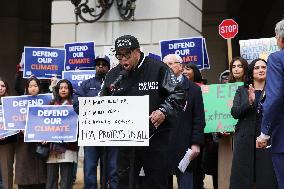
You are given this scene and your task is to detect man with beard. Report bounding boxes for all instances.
[100,35,184,189]
[73,56,119,189]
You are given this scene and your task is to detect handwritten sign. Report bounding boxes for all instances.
[0,106,19,138]
[202,82,243,133]
[64,42,95,70]
[239,37,277,63]
[24,47,65,79]
[160,37,210,70]
[78,96,149,146]
[1,94,53,130]
[62,70,96,92]
[24,105,78,142]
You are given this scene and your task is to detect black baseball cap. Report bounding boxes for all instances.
[94,55,110,69]
[115,35,140,51]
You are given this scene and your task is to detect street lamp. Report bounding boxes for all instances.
[70,0,136,23]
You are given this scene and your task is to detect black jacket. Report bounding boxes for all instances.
[230,86,278,189]
[100,52,184,135]
[169,76,205,172]
[73,75,104,114]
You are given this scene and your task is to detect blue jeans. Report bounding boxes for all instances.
[84,146,118,189]
[176,171,193,189]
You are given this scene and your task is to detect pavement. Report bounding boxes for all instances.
[73,163,214,189]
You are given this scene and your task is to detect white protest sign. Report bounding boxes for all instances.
[78,96,149,146]
[239,37,277,63]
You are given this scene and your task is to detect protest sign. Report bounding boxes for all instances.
[78,96,149,146]
[62,70,96,92]
[64,42,95,70]
[24,47,65,79]
[24,105,78,142]
[239,37,277,63]
[202,82,243,133]
[160,37,210,70]
[1,94,53,130]
[0,106,19,138]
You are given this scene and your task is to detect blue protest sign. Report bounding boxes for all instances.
[148,53,161,61]
[62,70,96,92]
[203,38,210,69]
[1,94,53,130]
[24,47,65,79]
[0,106,19,138]
[64,42,95,70]
[24,105,78,142]
[160,37,210,70]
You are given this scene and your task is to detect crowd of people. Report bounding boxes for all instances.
[0,19,284,189]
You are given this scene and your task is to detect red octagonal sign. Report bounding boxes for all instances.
[219,19,238,39]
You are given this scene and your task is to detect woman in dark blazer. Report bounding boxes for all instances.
[229,58,278,189]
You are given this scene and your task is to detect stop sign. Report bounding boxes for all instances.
[219,19,238,39]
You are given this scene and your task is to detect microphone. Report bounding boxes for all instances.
[109,70,129,90]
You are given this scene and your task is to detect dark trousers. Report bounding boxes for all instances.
[46,163,73,189]
[0,143,15,189]
[272,153,284,189]
[176,171,194,189]
[117,132,170,189]
[18,184,46,189]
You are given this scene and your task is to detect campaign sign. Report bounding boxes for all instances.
[1,94,53,130]
[201,82,243,133]
[148,53,161,61]
[239,37,277,63]
[24,47,65,79]
[78,96,149,146]
[65,42,95,71]
[62,70,96,92]
[24,105,78,142]
[160,37,210,70]
[0,106,19,138]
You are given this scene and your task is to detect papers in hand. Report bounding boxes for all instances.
[178,149,192,173]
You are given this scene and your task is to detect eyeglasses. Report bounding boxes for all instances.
[166,62,181,66]
[115,50,133,60]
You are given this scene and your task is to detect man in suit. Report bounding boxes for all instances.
[256,19,284,188]
[163,54,205,189]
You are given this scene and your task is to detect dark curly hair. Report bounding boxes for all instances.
[51,79,73,104]
[244,58,267,87]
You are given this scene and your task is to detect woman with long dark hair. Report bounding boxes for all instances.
[230,58,278,189]
[0,77,17,189]
[46,79,78,189]
[15,77,46,189]
[228,57,249,83]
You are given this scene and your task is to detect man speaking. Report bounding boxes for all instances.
[100,35,184,189]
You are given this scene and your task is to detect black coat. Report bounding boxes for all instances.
[169,76,205,172]
[229,86,278,189]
